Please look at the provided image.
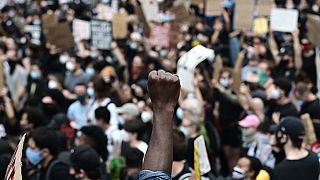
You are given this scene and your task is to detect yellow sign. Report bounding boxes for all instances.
[253,18,268,34]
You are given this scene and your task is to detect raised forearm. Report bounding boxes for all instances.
[142,107,174,173]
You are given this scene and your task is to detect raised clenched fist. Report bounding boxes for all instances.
[148,70,180,110]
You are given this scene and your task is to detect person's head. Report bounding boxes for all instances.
[239,114,260,146]
[295,82,312,102]
[60,145,102,180]
[233,156,262,180]
[219,68,233,88]
[93,76,112,99]
[117,103,140,122]
[95,106,111,127]
[66,56,82,72]
[173,129,187,162]
[74,83,88,104]
[30,63,42,80]
[78,126,108,161]
[20,107,46,133]
[270,117,305,151]
[180,97,203,121]
[272,77,292,100]
[27,127,60,166]
[180,116,201,138]
[123,119,145,143]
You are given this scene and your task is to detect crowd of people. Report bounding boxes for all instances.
[0,0,320,179]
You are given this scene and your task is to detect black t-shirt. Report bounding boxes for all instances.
[273,150,320,180]
[301,99,320,140]
[40,159,72,180]
[212,89,243,126]
[273,102,299,119]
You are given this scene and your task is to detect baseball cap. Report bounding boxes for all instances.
[58,145,101,171]
[270,117,305,140]
[239,114,260,128]
[117,103,140,117]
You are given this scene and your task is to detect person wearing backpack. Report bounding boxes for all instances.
[25,127,71,180]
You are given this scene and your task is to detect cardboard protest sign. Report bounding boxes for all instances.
[149,24,171,48]
[205,0,222,16]
[24,25,41,45]
[170,4,190,23]
[73,19,91,42]
[253,17,268,34]
[133,0,150,36]
[235,0,254,29]
[5,134,26,180]
[45,22,74,49]
[177,45,215,91]
[257,0,273,17]
[141,0,159,22]
[306,14,320,47]
[192,0,203,5]
[91,20,112,50]
[234,0,253,26]
[42,13,56,30]
[194,135,211,178]
[270,8,298,32]
[112,12,128,39]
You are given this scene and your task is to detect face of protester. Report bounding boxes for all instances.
[30,65,42,80]
[20,113,33,132]
[219,71,233,88]
[236,157,255,178]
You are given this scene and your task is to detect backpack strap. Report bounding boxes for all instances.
[45,159,61,180]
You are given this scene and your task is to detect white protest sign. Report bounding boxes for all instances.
[0,0,7,10]
[5,134,26,180]
[270,8,298,32]
[177,45,214,91]
[59,0,72,4]
[91,20,112,50]
[194,135,211,175]
[73,19,91,42]
[24,25,41,45]
[141,0,159,22]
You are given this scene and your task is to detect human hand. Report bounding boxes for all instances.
[148,70,180,110]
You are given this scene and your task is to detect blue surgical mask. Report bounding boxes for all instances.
[90,52,98,59]
[30,71,40,79]
[85,68,95,77]
[130,42,138,50]
[26,147,43,165]
[163,15,172,22]
[232,166,245,179]
[176,107,184,120]
[159,50,168,57]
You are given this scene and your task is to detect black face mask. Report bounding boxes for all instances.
[275,131,288,149]
[77,94,87,104]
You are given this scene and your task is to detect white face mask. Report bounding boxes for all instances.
[66,61,75,71]
[179,126,189,137]
[271,88,281,100]
[59,55,69,64]
[141,111,152,123]
[219,78,229,87]
[232,166,245,179]
[48,80,58,89]
[313,4,319,12]
[87,87,94,97]
[121,130,129,142]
